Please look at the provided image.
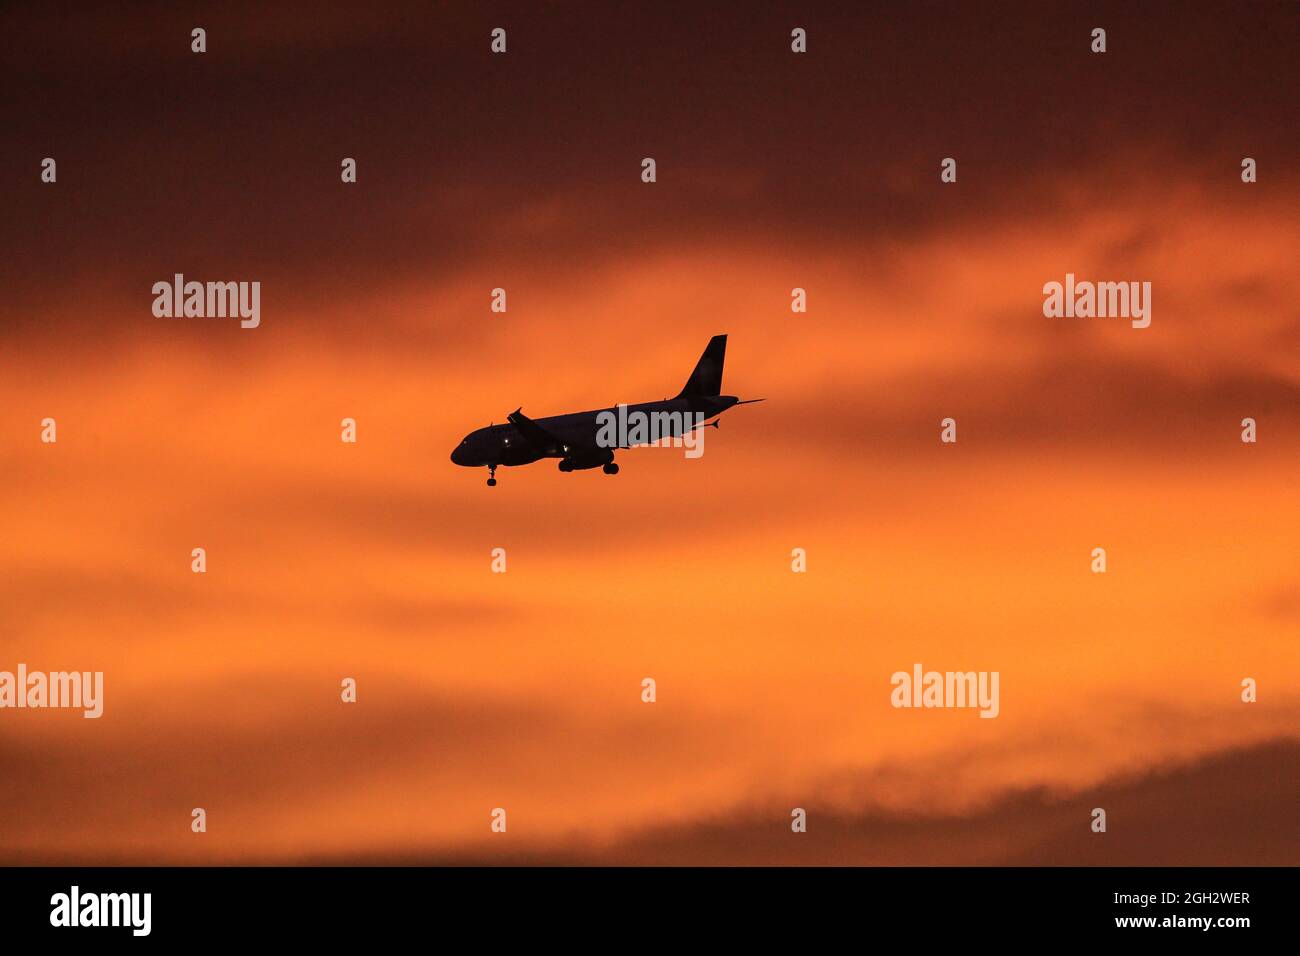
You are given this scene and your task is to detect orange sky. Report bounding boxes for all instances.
[1,1,1297,864]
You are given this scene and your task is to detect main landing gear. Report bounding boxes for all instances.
[487,465,497,487]
[602,462,619,475]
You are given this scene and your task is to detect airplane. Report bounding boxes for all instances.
[451,333,762,486]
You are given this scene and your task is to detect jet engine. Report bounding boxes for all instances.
[558,447,615,472]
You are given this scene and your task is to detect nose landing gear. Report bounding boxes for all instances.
[602,462,619,475]
[487,465,498,487]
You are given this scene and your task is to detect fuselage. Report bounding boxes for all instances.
[451,395,739,468]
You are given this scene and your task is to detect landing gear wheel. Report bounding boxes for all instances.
[486,477,497,487]
[487,465,497,487]
[603,462,619,475]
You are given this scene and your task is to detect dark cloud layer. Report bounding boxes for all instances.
[3,1,1297,329]
[358,736,1300,866]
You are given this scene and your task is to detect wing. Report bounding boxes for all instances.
[506,407,566,454]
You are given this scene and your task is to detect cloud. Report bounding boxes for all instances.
[0,677,757,863]
[358,736,1300,866]
[4,2,1298,336]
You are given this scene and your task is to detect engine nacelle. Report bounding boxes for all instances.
[558,448,614,472]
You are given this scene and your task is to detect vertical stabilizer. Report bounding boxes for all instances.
[675,334,727,398]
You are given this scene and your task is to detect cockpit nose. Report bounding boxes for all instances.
[451,439,470,466]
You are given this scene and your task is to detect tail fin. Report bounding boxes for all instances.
[675,334,726,398]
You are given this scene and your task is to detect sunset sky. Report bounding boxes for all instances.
[1,1,1297,864]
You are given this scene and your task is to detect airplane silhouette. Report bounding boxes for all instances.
[451,334,762,486]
